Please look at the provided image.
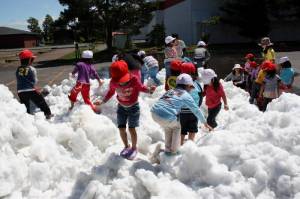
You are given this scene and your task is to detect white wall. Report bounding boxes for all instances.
[132,10,163,40]
[190,0,222,44]
[162,0,193,44]
[134,0,300,44]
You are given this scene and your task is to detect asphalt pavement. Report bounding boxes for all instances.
[0,48,299,98]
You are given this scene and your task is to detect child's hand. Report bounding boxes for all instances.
[98,79,104,87]
[149,86,156,94]
[69,73,75,79]
[224,104,229,111]
[34,87,42,94]
[94,100,103,106]
[204,123,213,131]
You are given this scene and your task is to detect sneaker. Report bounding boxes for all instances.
[125,148,138,160]
[120,147,131,157]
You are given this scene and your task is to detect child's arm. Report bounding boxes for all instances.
[224,73,232,82]
[30,66,38,84]
[182,94,206,124]
[102,81,116,104]
[259,82,265,98]
[91,66,104,86]
[219,84,229,110]
[136,77,156,94]
[234,73,246,85]
[205,49,211,61]
[222,95,229,110]
[71,64,79,76]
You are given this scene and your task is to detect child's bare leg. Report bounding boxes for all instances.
[119,128,129,148]
[69,101,74,110]
[181,134,186,145]
[128,128,137,149]
[188,133,196,141]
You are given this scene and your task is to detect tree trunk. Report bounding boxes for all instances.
[106,24,113,52]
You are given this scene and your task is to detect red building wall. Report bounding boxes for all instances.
[0,35,39,49]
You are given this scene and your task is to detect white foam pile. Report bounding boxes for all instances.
[1,70,300,199]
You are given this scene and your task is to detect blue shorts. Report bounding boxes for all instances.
[117,103,140,128]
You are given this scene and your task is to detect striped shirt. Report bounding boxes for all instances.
[143,56,158,68]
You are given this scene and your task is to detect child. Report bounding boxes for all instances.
[179,63,203,145]
[164,36,180,90]
[137,50,161,85]
[259,37,276,63]
[278,56,295,93]
[194,41,211,69]
[172,33,186,57]
[166,59,182,90]
[69,50,103,112]
[244,53,255,92]
[16,49,52,119]
[249,61,269,106]
[151,73,210,155]
[98,60,155,160]
[259,62,281,112]
[112,54,118,63]
[224,64,246,89]
[249,61,260,90]
[201,69,229,129]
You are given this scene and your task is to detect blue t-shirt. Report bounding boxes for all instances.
[16,66,37,92]
[151,88,205,123]
[190,81,203,106]
[280,68,295,85]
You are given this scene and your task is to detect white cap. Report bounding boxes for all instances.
[82,50,93,59]
[279,56,289,64]
[176,73,194,86]
[112,54,118,62]
[197,41,206,47]
[165,36,176,44]
[233,64,243,70]
[200,68,217,85]
[137,50,146,57]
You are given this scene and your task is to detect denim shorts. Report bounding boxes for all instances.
[117,103,140,128]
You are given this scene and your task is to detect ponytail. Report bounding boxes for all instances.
[212,77,220,92]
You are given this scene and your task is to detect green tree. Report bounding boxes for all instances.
[58,0,155,51]
[146,24,166,47]
[220,0,300,41]
[27,17,42,34]
[220,0,270,41]
[42,14,54,42]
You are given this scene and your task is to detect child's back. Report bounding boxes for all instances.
[74,61,99,83]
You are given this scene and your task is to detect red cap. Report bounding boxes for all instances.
[181,62,196,74]
[250,61,258,68]
[19,49,36,60]
[170,59,182,71]
[245,53,254,59]
[110,60,130,83]
[261,61,275,71]
[266,63,276,71]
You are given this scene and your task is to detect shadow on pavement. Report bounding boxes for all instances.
[35,59,77,68]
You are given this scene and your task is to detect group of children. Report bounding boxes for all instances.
[15,36,295,160]
[224,37,295,111]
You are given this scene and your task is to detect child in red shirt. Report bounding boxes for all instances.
[97,60,155,160]
[201,69,229,129]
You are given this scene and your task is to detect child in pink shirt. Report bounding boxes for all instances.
[98,60,155,160]
[201,69,228,129]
